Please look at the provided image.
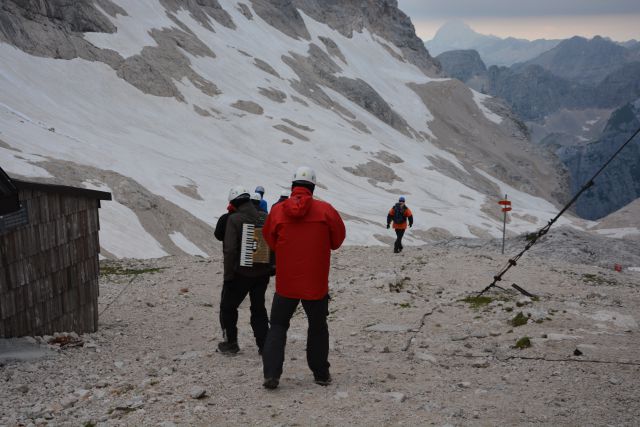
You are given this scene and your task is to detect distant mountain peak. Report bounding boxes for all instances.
[425,21,560,66]
[434,20,476,36]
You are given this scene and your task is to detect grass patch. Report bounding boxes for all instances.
[461,296,493,309]
[100,265,165,276]
[399,303,411,308]
[514,336,532,349]
[511,312,529,327]
[582,273,618,286]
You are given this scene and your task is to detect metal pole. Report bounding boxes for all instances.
[501,194,507,255]
[478,126,640,297]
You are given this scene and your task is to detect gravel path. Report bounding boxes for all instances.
[1,234,639,426]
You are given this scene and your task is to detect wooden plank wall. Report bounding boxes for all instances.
[0,188,101,337]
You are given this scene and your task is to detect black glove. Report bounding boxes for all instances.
[386,224,390,229]
[409,224,413,228]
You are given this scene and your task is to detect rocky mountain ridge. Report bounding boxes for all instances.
[517,35,640,86]
[434,35,640,220]
[438,38,640,122]
[425,21,561,67]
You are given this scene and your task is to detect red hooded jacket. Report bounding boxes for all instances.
[262,187,346,300]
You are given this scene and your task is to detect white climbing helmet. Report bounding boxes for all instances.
[250,192,262,201]
[228,185,249,201]
[292,166,316,185]
[280,189,289,197]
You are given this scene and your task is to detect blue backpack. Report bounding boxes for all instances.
[393,203,406,224]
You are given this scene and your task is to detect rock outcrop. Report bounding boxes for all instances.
[559,100,640,219]
[0,0,122,63]
[435,49,486,83]
[293,0,441,76]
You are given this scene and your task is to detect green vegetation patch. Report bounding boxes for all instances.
[461,296,493,309]
[582,273,618,286]
[511,311,529,327]
[514,336,532,349]
[100,265,166,276]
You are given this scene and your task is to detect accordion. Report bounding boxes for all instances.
[240,223,271,267]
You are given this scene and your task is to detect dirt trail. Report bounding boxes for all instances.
[1,236,639,426]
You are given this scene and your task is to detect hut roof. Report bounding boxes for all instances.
[11,179,112,201]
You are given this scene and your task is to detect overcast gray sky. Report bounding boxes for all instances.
[397,0,640,41]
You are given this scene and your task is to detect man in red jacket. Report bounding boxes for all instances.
[261,166,346,389]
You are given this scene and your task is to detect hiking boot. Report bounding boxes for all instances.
[314,373,332,386]
[217,341,239,354]
[263,377,279,389]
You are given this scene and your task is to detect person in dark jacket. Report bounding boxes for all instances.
[218,185,271,355]
[261,166,346,389]
[214,202,236,347]
[386,196,413,253]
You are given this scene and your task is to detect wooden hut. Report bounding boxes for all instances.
[0,167,111,337]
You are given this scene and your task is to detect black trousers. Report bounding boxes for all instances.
[219,274,269,349]
[262,293,330,380]
[394,228,405,252]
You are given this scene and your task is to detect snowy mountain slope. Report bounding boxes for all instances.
[0,0,573,258]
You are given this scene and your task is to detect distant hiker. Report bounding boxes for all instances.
[273,189,289,206]
[214,202,236,242]
[250,192,262,209]
[387,196,413,253]
[261,166,346,389]
[218,185,271,355]
[255,185,268,213]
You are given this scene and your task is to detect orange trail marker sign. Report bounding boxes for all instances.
[499,195,511,254]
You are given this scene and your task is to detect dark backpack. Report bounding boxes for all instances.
[392,203,406,224]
